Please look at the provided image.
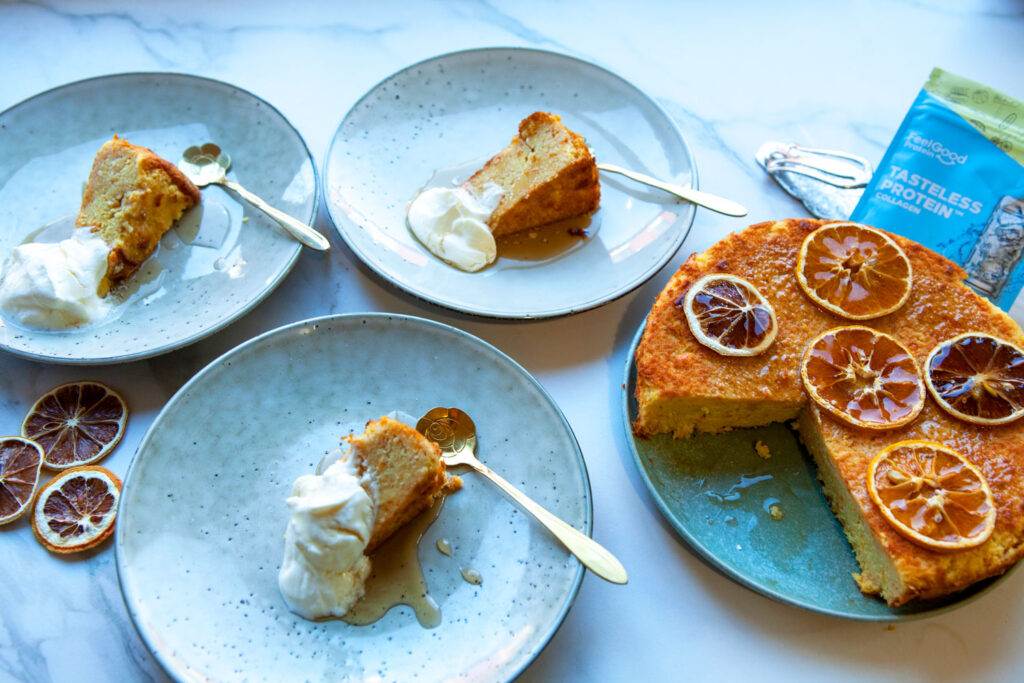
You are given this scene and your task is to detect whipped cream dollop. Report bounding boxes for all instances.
[407,183,504,272]
[0,229,110,330]
[278,456,375,620]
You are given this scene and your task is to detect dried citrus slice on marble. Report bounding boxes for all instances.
[796,222,912,319]
[925,333,1024,425]
[801,326,924,429]
[31,465,121,554]
[21,381,127,470]
[0,437,44,525]
[867,441,995,552]
[679,274,777,356]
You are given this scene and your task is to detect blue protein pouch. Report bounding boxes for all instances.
[850,68,1024,312]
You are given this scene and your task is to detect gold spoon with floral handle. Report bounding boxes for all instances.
[178,143,330,251]
[417,407,628,585]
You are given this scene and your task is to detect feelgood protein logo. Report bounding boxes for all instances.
[904,133,968,165]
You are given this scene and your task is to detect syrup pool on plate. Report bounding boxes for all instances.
[433,537,483,585]
[342,496,447,628]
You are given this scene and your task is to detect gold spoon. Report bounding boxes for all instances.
[597,162,748,217]
[417,407,628,585]
[178,143,330,251]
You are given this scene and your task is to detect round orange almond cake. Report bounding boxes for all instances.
[633,218,1024,606]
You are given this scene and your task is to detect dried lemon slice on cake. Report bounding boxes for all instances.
[797,222,912,320]
[925,333,1024,425]
[32,465,121,554]
[0,437,44,525]
[868,441,995,552]
[21,381,127,470]
[679,274,778,356]
[801,326,925,429]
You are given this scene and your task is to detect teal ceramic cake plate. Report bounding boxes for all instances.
[621,323,1009,620]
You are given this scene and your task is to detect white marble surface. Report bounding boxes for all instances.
[1,1,1023,681]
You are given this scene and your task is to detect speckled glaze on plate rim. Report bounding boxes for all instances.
[116,313,590,682]
[0,72,318,365]
[323,46,698,320]
[620,321,1014,621]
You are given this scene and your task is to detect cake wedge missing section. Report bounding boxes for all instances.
[76,135,201,289]
[634,218,1024,606]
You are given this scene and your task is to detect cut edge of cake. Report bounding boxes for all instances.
[633,391,802,440]
[797,406,912,604]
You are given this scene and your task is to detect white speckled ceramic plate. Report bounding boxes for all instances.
[324,47,697,319]
[0,73,318,364]
[621,323,1011,620]
[116,314,590,682]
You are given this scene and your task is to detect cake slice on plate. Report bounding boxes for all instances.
[463,111,600,237]
[278,415,461,619]
[349,415,460,552]
[76,135,201,290]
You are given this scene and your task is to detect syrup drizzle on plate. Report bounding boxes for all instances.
[343,496,446,629]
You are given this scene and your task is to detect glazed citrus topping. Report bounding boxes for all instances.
[21,381,127,470]
[679,274,777,356]
[32,465,121,554]
[796,222,912,320]
[867,441,995,552]
[0,437,44,525]
[801,326,925,429]
[925,333,1024,425]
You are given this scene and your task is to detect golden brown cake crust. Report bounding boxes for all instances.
[634,218,1024,604]
[464,111,600,236]
[75,136,200,286]
[137,149,202,205]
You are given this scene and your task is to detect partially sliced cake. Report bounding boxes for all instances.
[349,416,459,553]
[634,218,1024,605]
[76,135,201,290]
[463,111,600,236]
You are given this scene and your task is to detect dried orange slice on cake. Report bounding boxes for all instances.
[868,441,995,552]
[0,437,44,525]
[32,465,121,554]
[21,381,127,470]
[925,333,1024,425]
[801,326,925,429]
[679,274,778,356]
[796,222,912,319]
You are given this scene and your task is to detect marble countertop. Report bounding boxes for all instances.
[2,1,1023,681]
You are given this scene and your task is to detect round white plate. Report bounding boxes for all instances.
[324,47,697,319]
[116,313,590,682]
[0,73,318,364]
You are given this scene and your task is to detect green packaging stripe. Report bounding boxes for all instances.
[925,67,1024,167]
